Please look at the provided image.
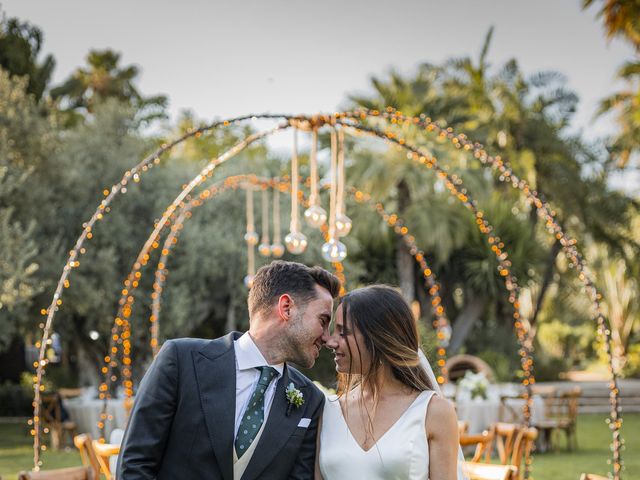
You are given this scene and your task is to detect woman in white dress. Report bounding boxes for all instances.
[316,285,463,480]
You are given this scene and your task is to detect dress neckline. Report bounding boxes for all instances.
[336,390,432,453]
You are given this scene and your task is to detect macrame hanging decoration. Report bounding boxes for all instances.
[285,129,308,254]
[304,128,327,228]
[321,128,347,263]
[258,187,271,257]
[244,185,258,288]
[270,185,285,258]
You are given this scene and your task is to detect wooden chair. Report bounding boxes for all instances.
[458,420,469,436]
[42,394,78,449]
[492,422,520,465]
[462,462,514,480]
[533,387,581,451]
[460,429,494,463]
[17,466,94,480]
[73,434,101,479]
[508,427,538,480]
[579,474,609,480]
[93,440,120,480]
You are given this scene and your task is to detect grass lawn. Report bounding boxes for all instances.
[0,414,637,479]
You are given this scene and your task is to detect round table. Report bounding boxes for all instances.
[64,396,129,439]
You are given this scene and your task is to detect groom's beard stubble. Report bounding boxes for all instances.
[282,310,316,369]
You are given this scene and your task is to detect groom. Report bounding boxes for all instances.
[117,260,340,480]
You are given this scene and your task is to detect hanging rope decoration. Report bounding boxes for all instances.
[335,129,352,237]
[244,184,257,288]
[258,187,271,257]
[284,129,308,254]
[270,186,285,257]
[321,128,347,263]
[304,127,327,228]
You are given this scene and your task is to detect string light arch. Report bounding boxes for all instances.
[30,112,621,478]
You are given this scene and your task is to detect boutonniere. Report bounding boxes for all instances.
[285,382,304,416]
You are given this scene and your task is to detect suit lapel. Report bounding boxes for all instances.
[242,366,308,480]
[192,332,239,480]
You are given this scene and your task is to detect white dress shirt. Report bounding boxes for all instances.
[233,333,284,437]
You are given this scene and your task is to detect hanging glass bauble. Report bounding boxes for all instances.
[270,243,285,258]
[335,214,353,237]
[304,205,327,228]
[244,231,259,245]
[321,238,347,263]
[285,231,308,254]
[244,275,255,289]
[258,243,271,257]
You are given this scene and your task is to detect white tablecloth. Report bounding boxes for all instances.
[443,383,546,434]
[455,396,545,433]
[64,397,129,439]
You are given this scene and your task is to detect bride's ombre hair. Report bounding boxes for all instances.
[336,285,434,398]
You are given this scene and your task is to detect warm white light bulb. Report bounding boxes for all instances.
[244,231,259,246]
[335,214,352,237]
[285,232,308,254]
[304,205,327,228]
[258,243,272,257]
[321,238,347,263]
[270,243,285,258]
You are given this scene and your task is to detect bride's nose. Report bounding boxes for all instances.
[323,331,338,350]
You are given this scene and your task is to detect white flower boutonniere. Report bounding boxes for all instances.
[285,382,304,416]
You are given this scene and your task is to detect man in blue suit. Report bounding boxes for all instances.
[117,260,340,479]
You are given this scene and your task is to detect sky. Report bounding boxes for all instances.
[3,0,638,189]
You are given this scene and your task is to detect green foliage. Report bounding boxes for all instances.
[0,381,31,416]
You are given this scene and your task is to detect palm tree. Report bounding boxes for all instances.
[597,61,640,167]
[51,49,167,124]
[583,0,640,51]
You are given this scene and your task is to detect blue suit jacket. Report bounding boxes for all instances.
[116,332,324,479]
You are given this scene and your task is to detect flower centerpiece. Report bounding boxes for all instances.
[458,371,489,401]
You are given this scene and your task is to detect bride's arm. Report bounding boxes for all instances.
[426,396,460,480]
[314,413,324,480]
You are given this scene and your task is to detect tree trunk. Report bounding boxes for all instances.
[396,179,415,302]
[530,239,562,328]
[448,292,487,354]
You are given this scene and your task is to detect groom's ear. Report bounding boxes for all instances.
[276,294,294,322]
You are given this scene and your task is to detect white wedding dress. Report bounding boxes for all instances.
[319,390,436,480]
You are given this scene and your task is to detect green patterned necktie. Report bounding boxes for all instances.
[235,366,278,458]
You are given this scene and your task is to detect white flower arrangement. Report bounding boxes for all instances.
[458,370,489,400]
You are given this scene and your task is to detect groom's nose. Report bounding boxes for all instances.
[323,332,337,350]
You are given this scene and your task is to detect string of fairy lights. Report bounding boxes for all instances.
[344,107,623,477]
[29,112,623,478]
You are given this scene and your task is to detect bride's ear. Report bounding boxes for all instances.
[276,293,294,322]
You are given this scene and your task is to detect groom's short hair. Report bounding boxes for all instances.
[248,260,340,317]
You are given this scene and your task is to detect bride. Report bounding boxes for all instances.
[316,285,466,480]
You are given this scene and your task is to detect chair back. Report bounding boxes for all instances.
[17,466,93,480]
[579,475,609,480]
[462,462,514,480]
[460,429,494,463]
[493,422,520,465]
[92,440,120,480]
[509,427,538,479]
[73,433,101,478]
[41,394,62,426]
[560,387,581,424]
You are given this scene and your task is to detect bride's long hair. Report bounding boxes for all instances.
[336,285,434,399]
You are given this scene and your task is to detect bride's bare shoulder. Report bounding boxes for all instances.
[425,394,458,437]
